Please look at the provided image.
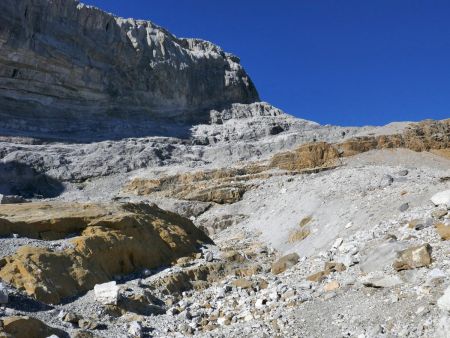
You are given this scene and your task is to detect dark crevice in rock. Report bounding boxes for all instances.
[11,68,18,78]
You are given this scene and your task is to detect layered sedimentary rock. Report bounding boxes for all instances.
[270,141,341,171]
[124,165,267,204]
[272,119,450,170]
[0,202,212,304]
[123,119,449,209]
[0,0,258,140]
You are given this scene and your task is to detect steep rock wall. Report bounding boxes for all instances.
[0,0,259,139]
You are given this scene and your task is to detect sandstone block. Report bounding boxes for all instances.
[0,283,8,304]
[435,223,450,241]
[393,244,432,271]
[271,253,300,275]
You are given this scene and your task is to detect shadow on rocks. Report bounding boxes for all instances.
[6,292,54,312]
[0,161,64,198]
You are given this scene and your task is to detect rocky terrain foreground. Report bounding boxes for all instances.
[0,1,450,338]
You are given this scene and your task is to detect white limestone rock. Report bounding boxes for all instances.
[128,321,143,338]
[94,281,120,306]
[437,286,450,312]
[431,190,450,208]
[0,283,8,304]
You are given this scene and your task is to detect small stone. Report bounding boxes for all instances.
[271,253,300,275]
[332,238,343,249]
[0,283,8,304]
[324,262,346,273]
[399,203,409,212]
[94,281,120,305]
[298,281,312,289]
[361,274,403,288]
[78,319,99,330]
[232,279,252,289]
[176,256,192,266]
[398,169,409,176]
[431,190,450,208]
[306,271,327,282]
[178,323,191,334]
[217,317,231,326]
[323,281,340,292]
[204,251,214,262]
[166,307,179,316]
[393,244,432,271]
[255,298,267,308]
[408,219,425,230]
[435,223,450,240]
[432,209,448,219]
[437,286,450,312]
[269,291,279,301]
[427,268,446,282]
[73,331,96,338]
[416,306,426,315]
[142,269,152,277]
[244,313,254,322]
[128,321,143,338]
[62,312,80,324]
[380,175,394,188]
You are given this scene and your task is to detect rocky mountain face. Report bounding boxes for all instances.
[0,1,450,338]
[0,0,258,140]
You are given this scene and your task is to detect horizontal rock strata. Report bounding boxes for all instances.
[0,0,258,140]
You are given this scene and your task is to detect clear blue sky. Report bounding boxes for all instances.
[82,0,450,126]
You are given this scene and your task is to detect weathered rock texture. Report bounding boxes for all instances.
[270,119,450,171]
[124,165,270,204]
[123,119,449,207]
[0,202,212,304]
[270,142,341,171]
[0,0,258,140]
[0,316,67,338]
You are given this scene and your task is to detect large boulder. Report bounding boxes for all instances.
[0,202,212,304]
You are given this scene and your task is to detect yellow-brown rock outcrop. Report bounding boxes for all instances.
[0,202,212,304]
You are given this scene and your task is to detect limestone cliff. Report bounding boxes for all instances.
[0,0,259,140]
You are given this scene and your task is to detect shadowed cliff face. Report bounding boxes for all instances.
[0,0,259,140]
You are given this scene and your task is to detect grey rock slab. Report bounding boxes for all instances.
[361,274,403,288]
[359,242,408,273]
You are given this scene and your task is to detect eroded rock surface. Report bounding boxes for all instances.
[0,202,211,304]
